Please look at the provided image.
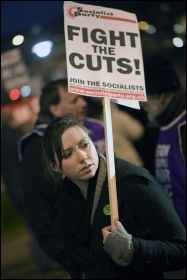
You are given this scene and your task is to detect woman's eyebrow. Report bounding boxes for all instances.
[63,137,89,151]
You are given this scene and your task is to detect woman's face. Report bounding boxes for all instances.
[60,126,99,183]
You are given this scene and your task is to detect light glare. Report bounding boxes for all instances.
[173,37,184,48]
[21,85,31,97]
[31,41,53,57]
[12,35,24,46]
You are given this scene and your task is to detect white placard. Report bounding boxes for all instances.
[64,1,147,108]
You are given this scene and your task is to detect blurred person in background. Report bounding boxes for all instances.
[1,112,27,217]
[1,112,50,273]
[18,78,106,273]
[141,54,186,279]
[84,96,144,166]
[111,102,144,166]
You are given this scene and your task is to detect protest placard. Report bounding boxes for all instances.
[64,1,146,228]
[1,48,31,92]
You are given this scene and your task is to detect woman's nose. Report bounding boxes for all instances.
[77,149,88,163]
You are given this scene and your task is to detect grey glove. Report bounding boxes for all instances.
[103,224,134,266]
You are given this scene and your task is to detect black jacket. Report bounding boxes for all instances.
[58,157,186,279]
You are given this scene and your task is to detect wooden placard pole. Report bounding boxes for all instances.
[103,97,119,229]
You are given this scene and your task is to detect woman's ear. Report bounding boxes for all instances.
[53,168,61,173]
[50,162,61,173]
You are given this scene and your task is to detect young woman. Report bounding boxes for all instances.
[42,113,186,279]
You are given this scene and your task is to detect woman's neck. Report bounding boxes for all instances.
[72,179,89,199]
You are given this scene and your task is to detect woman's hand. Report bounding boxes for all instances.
[102,219,134,266]
[102,218,121,243]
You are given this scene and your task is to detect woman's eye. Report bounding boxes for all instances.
[64,152,72,158]
[81,142,89,149]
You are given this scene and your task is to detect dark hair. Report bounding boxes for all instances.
[39,78,68,120]
[42,113,91,184]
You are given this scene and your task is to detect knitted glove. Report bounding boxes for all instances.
[103,224,134,266]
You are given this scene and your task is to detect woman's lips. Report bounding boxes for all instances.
[80,164,93,172]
